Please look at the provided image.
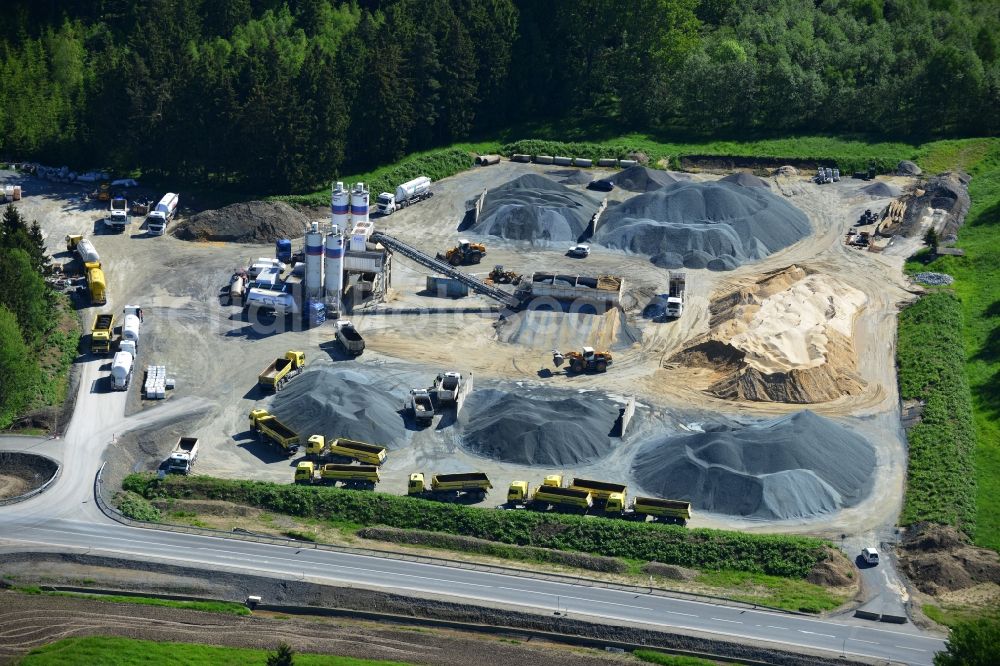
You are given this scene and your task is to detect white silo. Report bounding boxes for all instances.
[350,182,369,224]
[304,221,324,298]
[331,181,349,229]
[325,228,345,313]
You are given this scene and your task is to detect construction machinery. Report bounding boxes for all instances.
[664,272,686,319]
[856,209,879,226]
[110,349,134,390]
[248,408,300,456]
[165,437,199,475]
[335,319,365,356]
[569,477,627,514]
[96,181,112,202]
[437,240,486,266]
[408,472,492,501]
[258,351,305,392]
[91,314,114,354]
[531,480,593,513]
[625,497,691,525]
[507,480,530,505]
[552,347,612,373]
[107,196,129,231]
[295,461,379,489]
[228,270,249,305]
[488,265,520,284]
[147,192,178,235]
[306,435,387,466]
[431,372,463,405]
[409,388,434,426]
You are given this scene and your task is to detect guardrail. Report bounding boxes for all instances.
[92,463,807,616]
[0,454,61,507]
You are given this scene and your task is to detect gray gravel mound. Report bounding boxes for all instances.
[860,181,901,198]
[719,172,770,188]
[596,181,811,271]
[557,170,595,185]
[173,201,310,243]
[608,165,685,192]
[897,160,922,176]
[271,368,406,448]
[472,174,600,243]
[632,411,875,520]
[459,388,619,466]
[915,272,954,286]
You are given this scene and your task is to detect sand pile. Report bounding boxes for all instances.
[174,201,310,243]
[670,266,867,403]
[497,306,640,351]
[459,388,619,466]
[270,368,405,448]
[607,165,686,192]
[472,174,600,243]
[632,411,876,520]
[595,181,811,270]
[861,181,901,198]
[720,172,770,188]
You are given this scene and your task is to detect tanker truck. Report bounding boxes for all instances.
[147,192,178,235]
[110,348,134,391]
[376,176,432,215]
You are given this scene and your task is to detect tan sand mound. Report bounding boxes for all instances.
[670,266,867,403]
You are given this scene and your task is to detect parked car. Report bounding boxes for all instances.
[861,547,880,566]
[567,244,591,258]
[587,178,615,192]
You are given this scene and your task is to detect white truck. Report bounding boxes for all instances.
[110,349,134,390]
[664,272,686,318]
[122,305,143,345]
[165,437,199,474]
[107,196,129,231]
[432,372,463,404]
[376,176,432,215]
[409,388,434,426]
[147,192,178,235]
[335,319,365,356]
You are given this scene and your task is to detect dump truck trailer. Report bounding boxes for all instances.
[408,472,491,501]
[626,497,692,525]
[409,388,434,425]
[91,314,114,354]
[335,320,365,356]
[258,351,305,391]
[165,437,199,475]
[531,484,593,512]
[305,436,387,466]
[295,461,379,488]
[569,478,627,513]
[248,409,300,456]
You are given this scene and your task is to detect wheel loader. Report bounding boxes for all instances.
[552,346,612,373]
[488,264,520,284]
[437,240,487,266]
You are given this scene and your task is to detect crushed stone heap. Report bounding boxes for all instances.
[632,411,876,521]
[471,174,601,243]
[173,200,311,243]
[606,165,687,192]
[595,180,811,270]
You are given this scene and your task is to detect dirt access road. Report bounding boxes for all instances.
[0,165,916,546]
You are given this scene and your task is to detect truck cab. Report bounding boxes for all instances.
[507,481,529,504]
[295,461,316,484]
[376,192,396,215]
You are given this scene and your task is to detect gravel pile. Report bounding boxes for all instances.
[915,272,954,286]
[459,388,619,466]
[897,160,922,176]
[472,174,600,243]
[860,181,901,198]
[719,172,770,188]
[556,170,595,185]
[595,181,811,270]
[173,201,311,243]
[606,165,686,192]
[271,368,406,448]
[632,411,875,520]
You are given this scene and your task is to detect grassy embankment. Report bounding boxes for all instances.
[16,586,249,615]
[120,473,845,613]
[19,637,413,666]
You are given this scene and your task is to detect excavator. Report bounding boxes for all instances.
[552,347,613,373]
[488,264,520,284]
[437,240,487,266]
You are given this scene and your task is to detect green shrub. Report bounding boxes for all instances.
[125,474,827,578]
[115,491,161,522]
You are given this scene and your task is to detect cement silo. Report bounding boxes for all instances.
[350,182,369,224]
[304,221,324,298]
[331,181,349,229]
[325,228,345,313]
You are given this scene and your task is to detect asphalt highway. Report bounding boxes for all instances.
[1,359,947,665]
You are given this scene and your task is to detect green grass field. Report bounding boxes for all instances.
[633,651,720,666]
[17,587,250,616]
[19,636,414,665]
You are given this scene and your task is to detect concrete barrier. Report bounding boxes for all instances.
[534,155,554,165]
[553,156,572,166]
[511,154,531,163]
[619,159,638,168]
[597,158,618,167]
[475,155,501,166]
[573,158,593,167]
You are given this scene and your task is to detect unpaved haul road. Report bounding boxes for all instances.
[1,356,944,665]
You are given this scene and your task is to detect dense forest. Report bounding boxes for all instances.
[0,0,997,192]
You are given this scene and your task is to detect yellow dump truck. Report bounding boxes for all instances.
[507,480,530,505]
[248,408,300,456]
[408,472,491,501]
[91,313,114,354]
[87,266,107,305]
[258,350,305,391]
[626,497,692,526]
[569,478,627,514]
[531,484,592,513]
[306,435,387,466]
[294,461,379,489]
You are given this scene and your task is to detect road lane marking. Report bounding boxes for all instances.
[767,625,789,630]
[799,630,835,638]
[851,639,879,645]
[712,618,742,624]
[895,646,927,652]
[664,610,698,617]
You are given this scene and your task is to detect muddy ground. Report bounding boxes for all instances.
[0,163,924,547]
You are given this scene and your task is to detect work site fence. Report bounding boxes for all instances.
[93,463,805,616]
[0,454,61,507]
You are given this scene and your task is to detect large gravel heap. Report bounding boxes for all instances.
[719,172,770,188]
[174,201,310,243]
[471,174,601,242]
[860,181,901,198]
[459,388,619,466]
[595,181,811,270]
[606,165,686,192]
[632,411,875,520]
[271,368,406,448]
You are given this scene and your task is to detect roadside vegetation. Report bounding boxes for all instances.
[0,204,80,431]
[633,652,719,666]
[16,587,249,616]
[903,138,1000,550]
[124,474,828,579]
[19,637,413,666]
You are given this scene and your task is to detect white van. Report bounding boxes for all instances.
[862,547,880,565]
